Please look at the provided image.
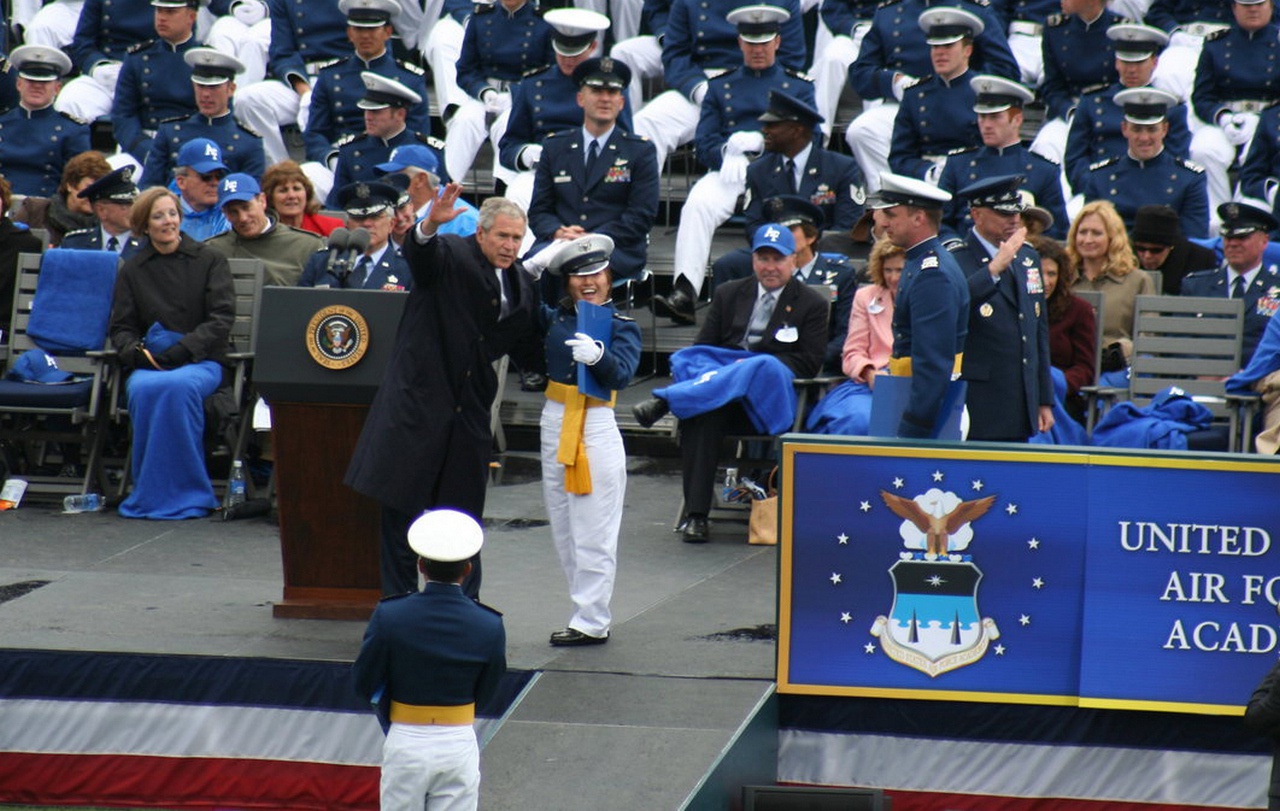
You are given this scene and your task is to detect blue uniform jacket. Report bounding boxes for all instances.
[304,52,431,163]
[695,64,815,169]
[1192,22,1280,126]
[0,106,92,197]
[743,144,865,236]
[527,127,659,280]
[352,582,507,714]
[67,0,222,74]
[297,243,413,291]
[889,70,982,180]
[110,36,199,160]
[850,0,1017,102]
[61,227,145,260]
[141,109,265,189]
[0,53,19,115]
[1080,150,1208,239]
[805,253,858,373]
[1065,82,1192,193]
[938,143,1067,240]
[266,0,349,84]
[1181,263,1280,364]
[1144,0,1231,34]
[538,299,642,391]
[891,235,970,437]
[1040,10,1123,121]
[820,0,880,37]
[456,1,553,101]
[498,65,634,172]
[952,235,1052,440]
[641,0,673,36]
[1237,105,1280,205]
[327,129,448,207]
[662,0,805,99]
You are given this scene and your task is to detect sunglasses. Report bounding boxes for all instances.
[194,171,225,183]
[1132,244,1170,255]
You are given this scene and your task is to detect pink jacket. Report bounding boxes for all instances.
[841,284,895,383]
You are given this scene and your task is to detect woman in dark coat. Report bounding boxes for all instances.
[1033,236,1095,424]
[0,174,44,334]
[108,187,235,519]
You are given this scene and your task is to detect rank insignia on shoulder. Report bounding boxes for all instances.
[128,39,155,54]
[942,238,965,252]
[418,134,447,150]
[1089,157,1117,171]
[922,255,939,269]
[397,60,425,75]
[335,132,358,147]
[1175,157,1204,173]
[614,312,635,322]
[1046,13,1064,25]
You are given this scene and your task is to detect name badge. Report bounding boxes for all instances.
[774,325,799,343]
[554,174,572,183]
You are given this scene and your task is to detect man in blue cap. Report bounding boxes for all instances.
[205,173,325,286]
[0,45,91,197]
[633,223,828,542]
[62,166,146,260]
[299,181,412,290]
[950,174,1053,442]
[376,145,480,238]
[871,172,970,439]
[173,137,233,241]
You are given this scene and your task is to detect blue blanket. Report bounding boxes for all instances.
[656,346,798,434]
[1091,387,1213,450]
[1029,367,1089,447]
[26,249,119,353]
[805,379,873,436]
[119,361,222,520]
[1228,310,1280,394]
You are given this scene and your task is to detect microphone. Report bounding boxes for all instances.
[344,228,372,277]
[325,227,350,276]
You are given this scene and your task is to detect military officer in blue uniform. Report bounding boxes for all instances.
[352,509,506,811]
[444,0,554,183]
[938,75,1067,239]
[61,165,145,260]
[526,57,659,284]
[1189,0,1280,226]
[1064,23,1190,195]
[949,174,1053,442]
[299,180,412,290]
[1182,201,1280,364]
[1080,87,1209,238]
[870,172,970,439]
[889,8,984,182]
[109,0,202,162]
[140,48,264,189]
[0,46,91,198]
[846,0,1017,192]
[326,72,447,208]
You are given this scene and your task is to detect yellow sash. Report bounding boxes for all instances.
[887,353,964,377]
[545,380,616,494]
[389,701,475,726]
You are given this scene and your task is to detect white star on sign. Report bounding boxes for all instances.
[926,574,946,587]
[994,644,1006,655]
[1019,614,1031,626]
[830,573,842,585]
[892,477,905,489]
[840,612,852,624]
[864,642,877,653]
[1006,503,1019,515]
[859,501,871,512]
[972,479,984,491]
[932,470,944,482]
[1027,537,1040,549]
[1032,577,1044,589]
[837,533,849,544]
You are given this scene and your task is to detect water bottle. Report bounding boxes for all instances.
[227,460,247,508]
[722,467,739,503]
[63,493,103,513]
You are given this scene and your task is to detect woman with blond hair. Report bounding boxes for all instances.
[1068,200,1153,366]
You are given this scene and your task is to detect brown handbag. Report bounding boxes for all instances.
[747,467,779,546]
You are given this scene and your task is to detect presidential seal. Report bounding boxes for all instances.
[306,305,369,369]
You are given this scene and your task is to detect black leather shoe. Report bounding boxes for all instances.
[550,628,609,646]
[519,371,548,392]
[632,397,669,428]
[682,515,710,543]
[652,287,697,325]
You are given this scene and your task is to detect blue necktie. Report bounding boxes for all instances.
[1232,274,1247,299]
[585,138,600,176]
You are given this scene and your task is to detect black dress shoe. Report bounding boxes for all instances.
[682,515,710,543]
[652,287,697,325]
[632,396,669,428]
[550,627,609,646]
[519,371,548,392]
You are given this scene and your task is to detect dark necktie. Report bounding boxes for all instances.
[785,158,797,194]
[106,235,119,252]
[585,138,600,177]
[1232,274,1247,299]
[350,256,370,289]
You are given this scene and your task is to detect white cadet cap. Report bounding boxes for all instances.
[185,47,245,85]
[726,4,790,43]
[339,0,400,26]
[358,71,423,109]
[918,7,984,45]
[407,509,484,562]
[1113,86,1177,125]
[1106,23,1169,61]
[9,45,72,81]
[867,172,952,210]
[969,74,1035,113]
[548,233,615,276]
[545,8,611,56]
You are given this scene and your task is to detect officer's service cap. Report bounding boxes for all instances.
[381,171,413,207]
[338,181,399,216]
[408,509,484,562]
[1235,0,1268,6]
[867,172,952,210]
[151,0,201,8]
[1106,23,1169,61]
[1218,200,1279,237]
[549,233,615,276]
[1113,86,1176,125]
[958,174,1026,213]
[918,7,984,45]
[726,5,790,43]
[357,71,422,110]
[764,194,824,229]
[758,89,823,128]
[969,75,1034,114]
[79,166,139,204]
[217,173,261,208]
[573,57,632,89]
[177,137,229,174]
[752,222,796,255]
[375,144,440,176]
[185,48,245,86]
[9,45,72,81]
[340,0,400,27]
[545,8,610,56]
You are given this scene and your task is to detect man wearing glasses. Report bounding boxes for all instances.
[173,137,232,241]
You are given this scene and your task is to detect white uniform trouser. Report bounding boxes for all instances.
[236,79,305,164]
[633,89,699,169]
[489,109,515,187]
[540,399,625,638]
[845,99,895,192]
[445,97,505,185]
[1151,33,1205,108]
[20,0,83,48]
[811,24,870,140]
[381,723,480,811]
[1029,116,1069,167]
[1008,30,1044,87]
[204,16,270,85]
[56,73,116,123]
[1191,124,1241,230]
[425,16,468,111]
[674,168,744,293]
[610,35,662,113]
[1110,0,1155,26]
[574,0,642,42]
[505,169,537,254]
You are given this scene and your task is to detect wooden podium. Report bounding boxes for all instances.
[254,287,408,620]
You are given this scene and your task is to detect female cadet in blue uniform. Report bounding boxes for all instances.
[298,180,411,290]
[0,46,91,198]
[537,235,641,646]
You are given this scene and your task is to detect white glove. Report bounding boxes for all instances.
[725,130,764,156]
[520,144,543,169]
[231,0,268,26]
[720,152,749,186]
[924,160,944,185]
[91,61,122,92]
[1222,112,1259,147]
[1169,30,1199,50]
[690,81,708,106]
[521,238,568,279]
[483,89,511,114]
[296,89,312,131]
[891,73,916,102]
[566,332,604,366]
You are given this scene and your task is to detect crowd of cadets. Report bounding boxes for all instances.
[1,0,1279,432]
